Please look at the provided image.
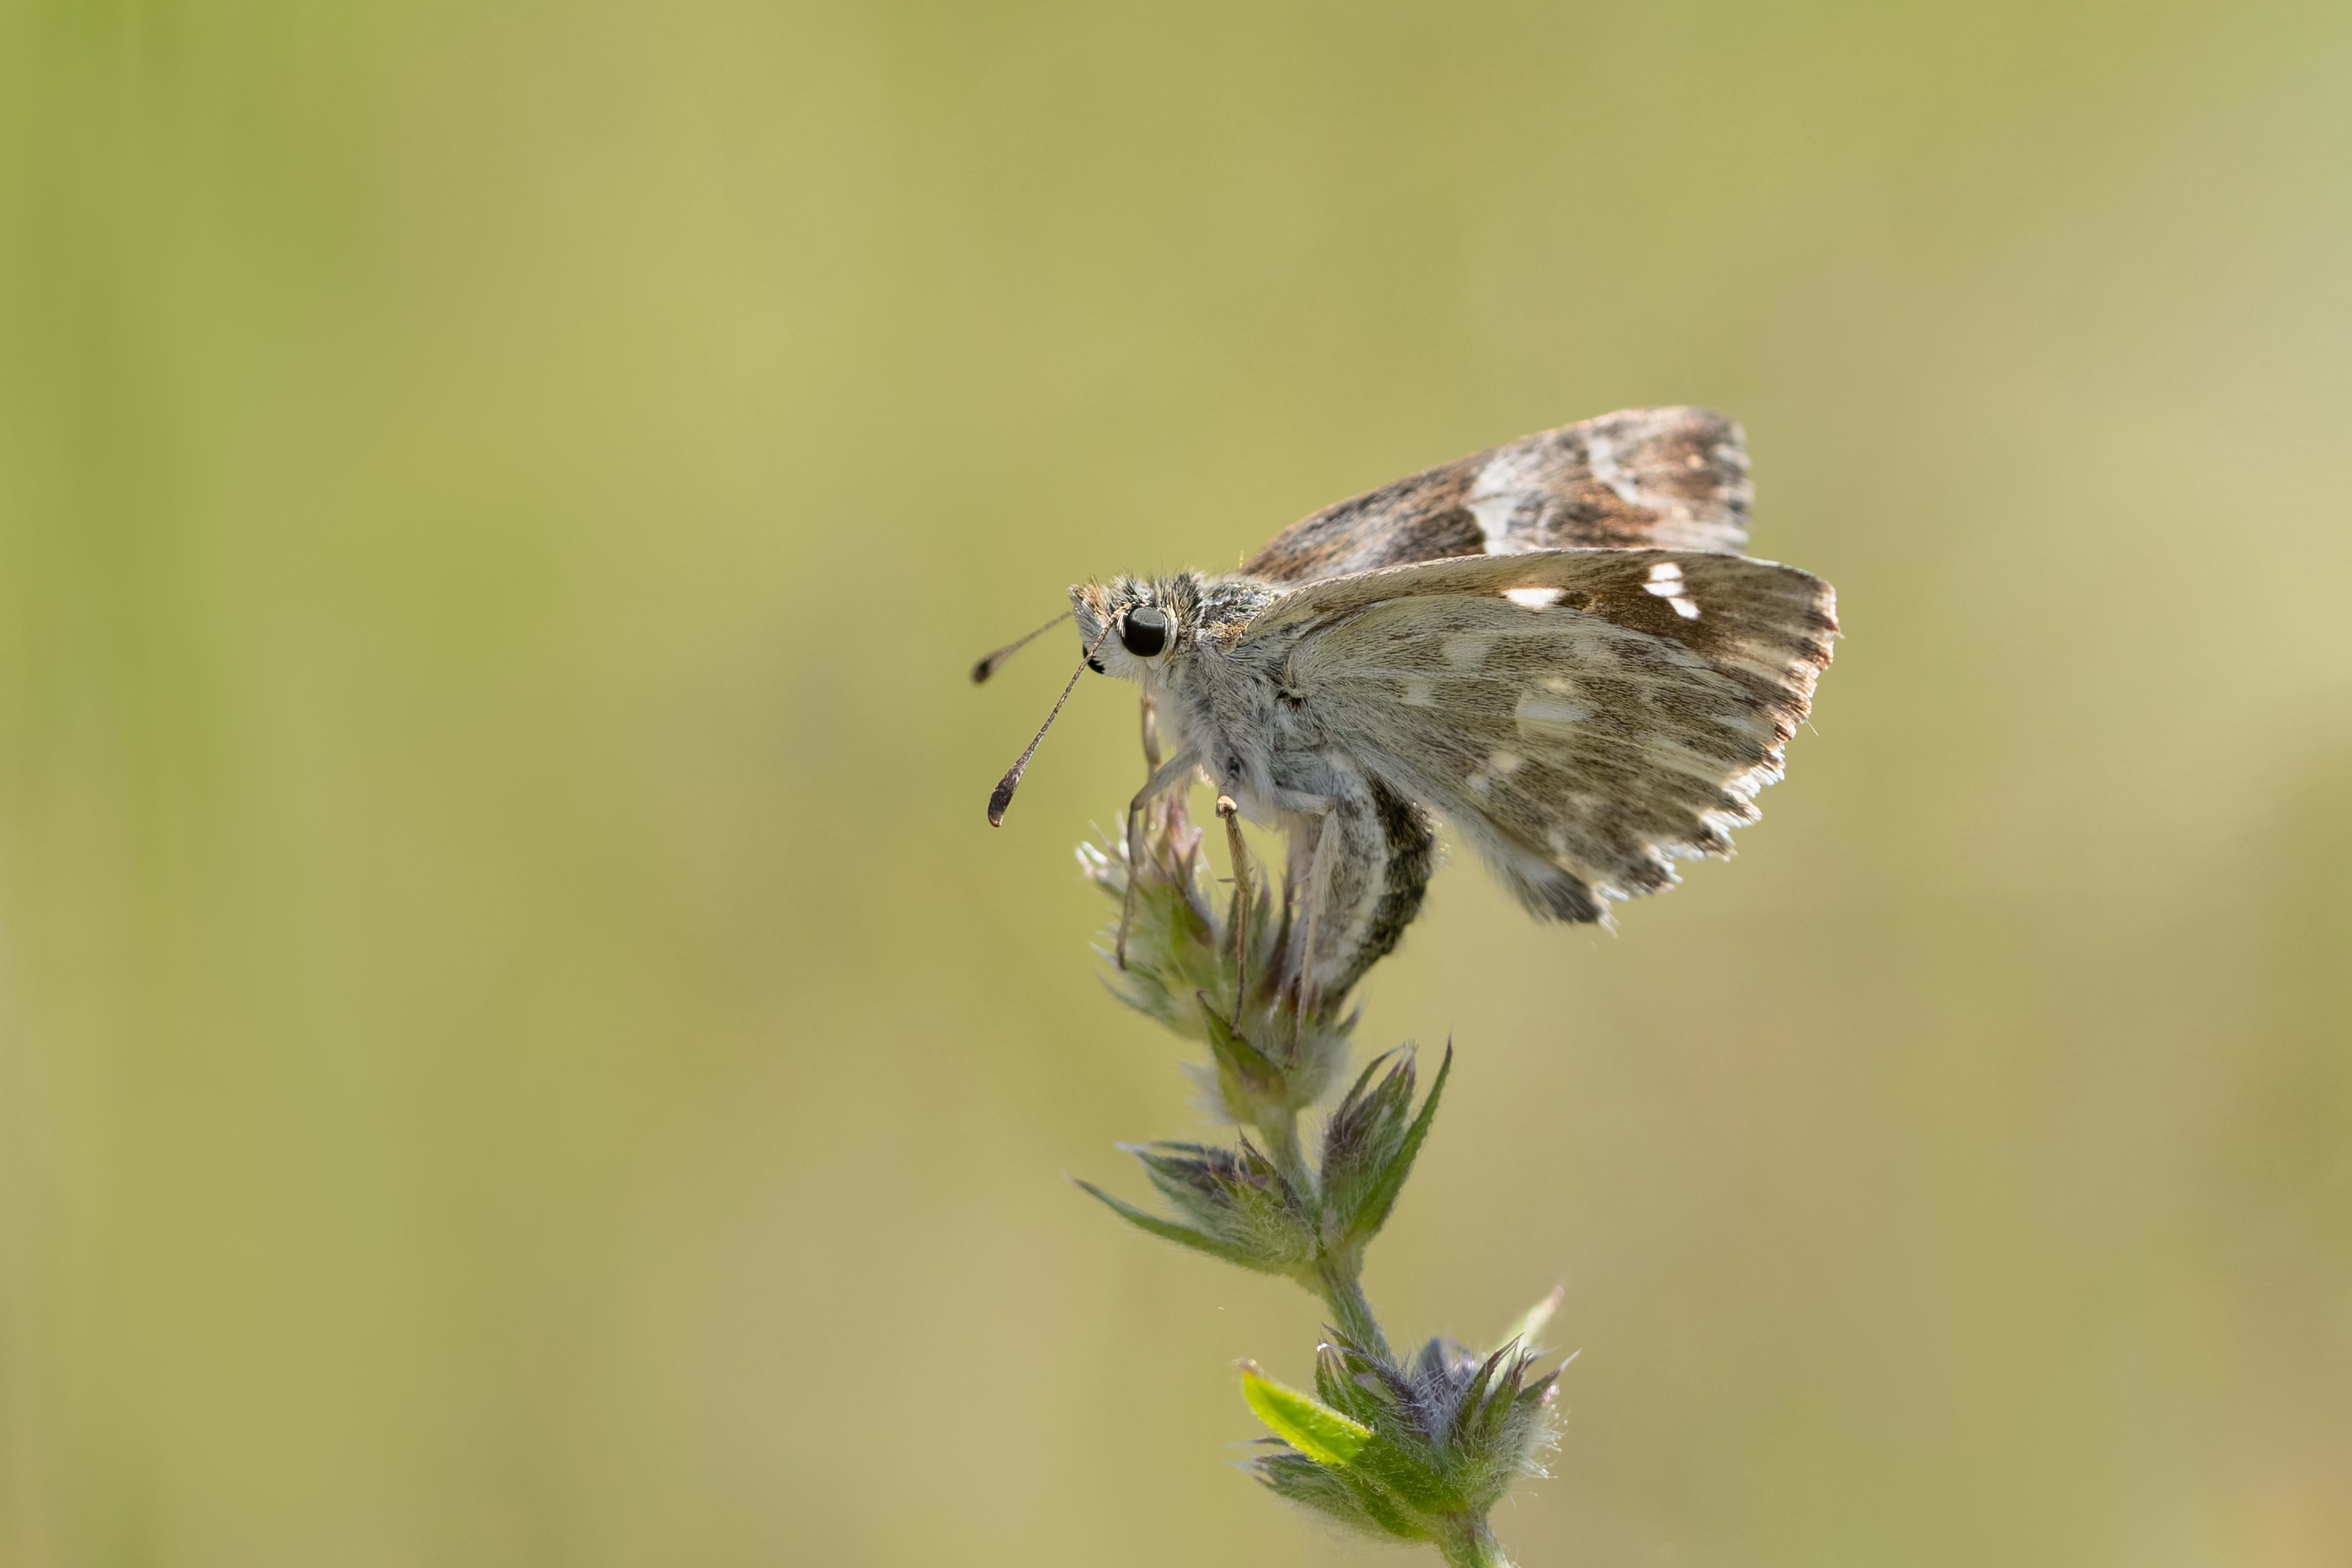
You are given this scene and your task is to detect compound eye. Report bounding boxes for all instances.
[1119,605,1169,657]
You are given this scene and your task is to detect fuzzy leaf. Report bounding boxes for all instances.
[1349,1041,1451,1239]
[1241,1366,1371,1467]
[1318,1050,1414,1244]
[1072,1180,1282,1273]
[1250,1451,1427,1542]
[1245,1364,1466,1516]
[1312,1342,1390,1428]
[1199,999,1287,1100]
[1449,1344,1512,1443]
[1120,1140,1316,1274]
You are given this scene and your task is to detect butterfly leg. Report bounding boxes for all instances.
[1117,747,1200,969]
[1289,810,1333,1032]
[1215,794,1250,1027]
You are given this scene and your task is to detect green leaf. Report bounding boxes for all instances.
[1250,1451,1428,1542]
[1244,1363,1466,1516]
[1199,996,1286,1099]
[1312,1342,1390,1427]
[1241,1365,1372,1467]
[1319,1049,1418,1245]
[1352,1040,1452,1237]
[1329,1047,1400,1117]
[1448,1344,1512,1445]
[1072,1180,1278,1273]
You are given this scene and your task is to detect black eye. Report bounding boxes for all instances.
[1119,605,1168,657]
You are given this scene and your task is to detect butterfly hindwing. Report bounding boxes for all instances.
[1242,407,1753,585]
[1256,549,1835,922]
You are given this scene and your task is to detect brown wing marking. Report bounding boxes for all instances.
[1263,549,1835,924]
[1243,407,1754,585]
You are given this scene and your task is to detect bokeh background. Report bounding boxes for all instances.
[5,1,2351,1564]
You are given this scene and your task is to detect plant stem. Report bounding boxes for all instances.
[1256,1110,1314,1204]
[1431,1514,1514,1568]
[1315,1255,1393,1366]
[1253,1110,1401,1366]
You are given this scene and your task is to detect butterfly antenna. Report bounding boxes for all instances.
[970,608,1075,684]
[986,619,1118,826]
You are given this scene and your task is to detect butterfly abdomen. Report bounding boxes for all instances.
[1283,768,1437,999]
[1358,780,1437,975]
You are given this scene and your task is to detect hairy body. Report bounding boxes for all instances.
[1019,409,1836,999]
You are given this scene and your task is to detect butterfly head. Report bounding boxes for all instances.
[1070,574,1199,684]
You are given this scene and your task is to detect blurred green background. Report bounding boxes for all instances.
[5,1,2350,1564]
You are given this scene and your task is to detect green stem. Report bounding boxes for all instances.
[1315,1255,1393,1366]
[1431,1514,1513,1568]
[1255,1108,1398,1366]
[1255,1110,1315,1204]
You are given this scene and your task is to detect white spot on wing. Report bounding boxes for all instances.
[1467,448,1547,554]
[1466,749,1524,797]
[1504,586,1566,608]
[1644,560,1698,618]
[1515,692,1593,732]
[1588,433,1644,507]
[1401,679,1436,706]
[1441,633,1493,669]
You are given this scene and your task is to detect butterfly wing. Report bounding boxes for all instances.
[1243,407,1753,585]
[1254,548,1835,923]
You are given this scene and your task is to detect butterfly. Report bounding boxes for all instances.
[979,407,1837,1003]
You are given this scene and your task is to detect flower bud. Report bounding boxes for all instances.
[1243,1314,1566,1546]
[1075,1139,1317,1279]
[1078,797,1356,1121]
[1316,1043,1451,1257]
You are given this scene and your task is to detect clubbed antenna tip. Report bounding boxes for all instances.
[969,607,1075,684]
[983,617,1116,825]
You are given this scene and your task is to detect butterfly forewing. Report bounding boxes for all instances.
[1258,550,1835,922]
[1243,407,1754,585]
